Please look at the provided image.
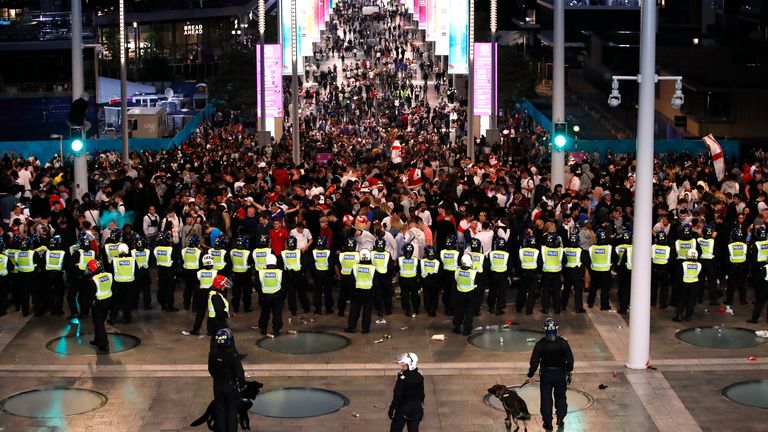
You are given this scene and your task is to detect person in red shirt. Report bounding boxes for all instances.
[269,219,289,256]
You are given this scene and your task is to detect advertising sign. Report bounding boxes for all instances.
[280,0,304,75]
[473,43,496,116]
[435,0,449,55]
[257,44,284,118]
[448,0,468,74]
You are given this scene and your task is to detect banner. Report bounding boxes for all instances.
[257,44,284,118]
[448,0,468,74]
[280,0,304,75]
[418,0,427,29]
[473,43,495,116]
[299,0,314,57]
[426,0,436,41]
[319,0,326,29]
[435,0,449,55]
[413,0,419,20]
[703,134,726,181]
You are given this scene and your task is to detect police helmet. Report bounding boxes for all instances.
[360,249,372,262]
[235,235,248,249]
[188,234,200,247]
[445,235,457,249]
[134,236,145,250]
[402,243,414,258]
[345,237,357,251]
[374,238,386,252]
[730,227,744,243]
[214,235,228,249]
[654,230,668,245]
[567,231,580,247]
[317,236,328,249]
[702,225,714,239]
[544,232,560,248]
[544,317,559,335]
[266,254,277,266]
[118,244,130,256]
[460,253,473,267]
[79,234,91,249]
[257,234,270,248]
[49,235,61,249]
[286,236,298,250]
[493,237,507,250]
[687,250,698,260]
[595,229,608,245]
[0,237,5,252]
[470,238,482,253]
[621,229,633,243]
[21,236,33,250]
[109,228,121,242]
[681,224,694,240]
[86,259,102,274]
[212,275,232,291]
[755,226,767,242]
[202,254,214,267]
[523,235,536,248]
[424,245,436,260]
[214,328,233,347]
[159,231,171,246]
[396,352,419,371]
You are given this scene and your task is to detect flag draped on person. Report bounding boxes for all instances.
[703,134,725,181]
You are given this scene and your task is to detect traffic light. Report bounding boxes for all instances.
[553,122,567,150]
[71,138,84,154]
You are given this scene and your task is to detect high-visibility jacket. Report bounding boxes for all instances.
[440,250,459,271]
[77,250,96,271]
[252,248,271,270]
[153,246,174,267]
[353,264,375,289]
[588,245,612,272]
[281,249,302,270]
[373,251,391,274]
[6,250,18,273]
[15,251,35,273]
[114,257,136,282]
[455,268,477,292]
[563,247,582,268]
[519,247,539,270]
[616,243,631,263]
[182,247,202,270]
[681,261,701,283]
[339,252,360,275]
[132,249,150,269]
[489,250,509,273]
[104,243,122,263]
[209,249,227,270]
[45,249,65,271]
[728,242,747,263]
[230,249,251,273]
[313,249,331,271]
[755,240,768,262]
[622,245,633,270]
[468,251,485,273]
[258,269,283,293]
[675,239,696,260]
[197,268,218,289]
[208,291,229,318]
[652,245,671,265]
[398,256,418,278]
[697,238,715,260]
[541,246,563,273]
[93,272,113,300]
[0,253,8,276]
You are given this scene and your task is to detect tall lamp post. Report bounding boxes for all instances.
[119,0,129,165]
[258,0,267,143]
[550,0,565,190]
[290,0,300,164]
[71,0,88,200]
[487,0,499,145]
[466,0,475,161]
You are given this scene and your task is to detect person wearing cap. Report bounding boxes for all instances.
[651,230,672,308]
[110,243,136,324]
[103,229,125,265]
[726,227,748,305]
[312,236,335,315]
[44,236,68,316]
[453,253,479,335]
[527,318,574,431]
[561,231,587,313]
[540,232,564,315]
[256,254,284,336]
[388,352,424,432]
[87,259,112,352]
[697,225,720,305]
[183,254,218,337]
[346,249,376,333]
[675,250,701,322]
[153,231,179,312]
[208,328,245,432]
[585,228,615,311]
[615,230,633,315]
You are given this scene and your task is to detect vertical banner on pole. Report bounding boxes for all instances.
[473,42,493,116]
[435,0,449,55]
[413,0,419,20]
[257,44,285,118]
[313,0,321,38]
[448,0,468,74]
[299,0,313,57]
[418,0,427,29]
[426,0,436,41]
[319,0,326,29]
[281,0,304,75]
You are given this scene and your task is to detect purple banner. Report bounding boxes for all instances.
[257,44,284,118]
[418,0,426,29]
[473,42,495,116]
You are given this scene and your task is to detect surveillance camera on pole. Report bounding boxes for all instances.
[671,79,685,110]
[608,79,621,108]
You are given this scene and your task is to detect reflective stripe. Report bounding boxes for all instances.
[78,251,95,270]
[373,251,391,274]
[0,254,8,276]
[455,268,477,292]
[420,259,440,278]
[541,246,563,273]
[440,250,459,271]
[398,257,418,278]
[756,241,768,262]
[519,248,539,270]
[489,251,509,272]
[624,246,633,270]
[94,272,113,300]
[15,251,34,272]
[353,264,375,289]
[682,261,701,283]
[45,250,65,271]
[281,250,302,270]
[675,239,696,260]
[153,247,173,267]
[252,248,270,269]
[313,250,330,271]
[114,258,136,282]
[209,249,227,270]
[728,242,747,263]
[468,252,485,273]
[132,250,150,269]
[197,269,218,289]
[340,252,359,275]
[652,245,671,265]
[182,248,202,269]
[589,245,612,272]
[104,243,121,263]
[563,248,582,268]
[697,238,715,260]
[259,269,283,293]
[208,291,229,318]
[230,249,251,272]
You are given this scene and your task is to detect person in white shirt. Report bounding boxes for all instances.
[404,221,426,258]
[473,222,495,254]
[143,206,161,238]
[415,204,432,228]
[161,209,182,246]
[289,222,314,252]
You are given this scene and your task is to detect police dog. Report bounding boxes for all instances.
[190,380,264,430]
[487,384,531,432]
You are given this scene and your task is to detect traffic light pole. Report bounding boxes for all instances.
[71,0,89,201]
[550,0,565,190]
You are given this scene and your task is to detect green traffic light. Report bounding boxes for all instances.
[553,122,568,149]
[554,135,566,148]
[71,139,84,152]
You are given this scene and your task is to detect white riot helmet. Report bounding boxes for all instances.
[202,254,214,267]
[396,352,419,371]
[687,250,698,260]
[266,254,277,266]
[460,253,473,267]
[117,244,130,256]
[360,248,372,261]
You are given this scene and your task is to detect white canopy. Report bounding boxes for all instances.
[97,77,157,104]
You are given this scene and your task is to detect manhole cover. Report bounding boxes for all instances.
[722,380,768,409]
[250,387,349,418]
[468,328,544,352]
[675,326,765,349]
[0,388,107,418]
[46,333,141,355]
[256,331,350,354]
[484,384,594,413]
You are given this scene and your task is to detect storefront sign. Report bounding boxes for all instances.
[183,24,203,35]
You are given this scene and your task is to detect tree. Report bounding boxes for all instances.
[100,28,120,76]
[138,30,174,81]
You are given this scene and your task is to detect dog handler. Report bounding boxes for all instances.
[208,328,245,432]
[526,318,574,431]
[388,352,424,432]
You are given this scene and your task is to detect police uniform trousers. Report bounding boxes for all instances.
[587,269,611,310]
[156,267,176,310]
[539,368,568,428]
[651,265,670,307]
[183,269,199,310]
[399,276,420,315]
[347,288,373,332]
[191,289,210,334]
[29,271,46,315]
[453,289,480,334]
[231,272,252,313]
[440,270,456,315]
[337,274,355,316]
[284,269,310,315]
[19,272,36,316]
[0,275,8,315]
[10,273,22,312]
[92,296,112,351]
[207,313,228,338]
[726,262,747,305]
[750,278,768,322]
[517,269,537,314]
[134,268,151,309]
[474,271,488,312]
[312,269,334,314]
[698,259,719,304]
[67,272,83,316]
[390,400,423,432]
[676,281,697,319]
[420,274,439,316]
[374,271,393,315]
[487,272,509,314]
[46,270,66,314]
[540,272,563,314]
[110,281,134,323]
[561,267,584,312]
[212,384,240,432]
[258,291,284,334]
[617,267,631,314]
[671,259,685,306]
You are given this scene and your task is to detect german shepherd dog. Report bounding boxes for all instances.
[487,384,532,432]
[191,381,264,430]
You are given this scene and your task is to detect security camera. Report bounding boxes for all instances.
[671,79,684,110]
[607,79,621,108]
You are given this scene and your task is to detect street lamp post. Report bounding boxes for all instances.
[550,0,565,190]
[487,0,499,146]
[70,0,88,200]
[258,0,267,141]
[119,0,130,165]
[466,0,475,161]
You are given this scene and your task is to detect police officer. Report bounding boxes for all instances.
[346,249,375,334]
[153,232,179,312]
[697,225,719,305]
[209,235,229,275]
[586,228,614,310]
[208,328,245,432]
[518,234,540,315]
[467,238,488,313]
[651,231,672,308]
[487,237,510,315]
[132,236,151,310]
[453,254,479,335]
[672,224,697,306]
[337,237,360,316]
[5,236,21,314]
[103,229,124,265]
[256,254,284,336]
[419,245,440,317]
[281,236,311,316]
[312,236,334,314]
[748,258,768,324]
[527,318,574,431]
[87,259,113,352]
[540,233,564,315]
[675,250,701,322]
[182,234,203,311]
[615,230,633,315]
[727,227,748,305]
[45,236,68,316]
[0,238,14,316]
[229,235,253,314]
[111,244,136,324]
[207,274,231,338]
[15,236,41,317]
[70,235,96,319]
[388,352,425,432]
[373,238,394,316]
[252,233,271,306]
[750,226,768,305]
[439,236,460,316]
[561,232,586,313]
[398,243,420,316]
[183,254,217,336]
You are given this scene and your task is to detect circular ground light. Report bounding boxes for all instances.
[675,326,765,349]
[0,388,107,418]
[722,380,768,409]
[250,387,349,418]
[484,384,594,414]
[46,333,141,355]
[468,328,545,352]
[256,331,351,355]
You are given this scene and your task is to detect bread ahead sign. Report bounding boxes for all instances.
[184,23,203,36]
